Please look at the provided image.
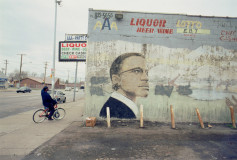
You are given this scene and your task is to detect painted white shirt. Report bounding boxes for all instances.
[111,92,138,116]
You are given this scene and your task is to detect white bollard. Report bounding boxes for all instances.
[140,104,144,128]
[106,107,111,128]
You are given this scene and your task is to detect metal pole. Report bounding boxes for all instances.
[44,62,48,85]
[67,70,69,83]
[52,0,58,98]
[5,60,8,75]
[73,61,78,102]
[19,54,23,87]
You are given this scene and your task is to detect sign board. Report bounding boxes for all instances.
[0,78,7,81]
[58,41,87,62]
[65,34,87,41]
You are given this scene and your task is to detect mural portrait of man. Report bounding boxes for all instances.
[99,53,149,119]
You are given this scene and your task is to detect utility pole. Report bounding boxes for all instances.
[44,62,48,85]
[52,0,62,98]
[4,60,8,75]
[73,62,78,102]
[67,70,69,83]
[17,54,26,87]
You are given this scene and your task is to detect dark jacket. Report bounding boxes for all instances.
[41,89,57,108]
[99,97,136,119]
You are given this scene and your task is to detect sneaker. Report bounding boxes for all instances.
[48,118,53,120]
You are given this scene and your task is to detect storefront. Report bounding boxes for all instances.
[0,72,8,89]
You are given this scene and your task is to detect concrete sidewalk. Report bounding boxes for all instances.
[0,97,85,160]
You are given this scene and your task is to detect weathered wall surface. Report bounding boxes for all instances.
[86,9,237,122]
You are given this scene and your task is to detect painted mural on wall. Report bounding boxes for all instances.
[99,53,149,119]
[86,9,237,122]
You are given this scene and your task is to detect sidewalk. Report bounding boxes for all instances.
[0,97,85,160]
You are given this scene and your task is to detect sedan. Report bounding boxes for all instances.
[48,90,66,103]
[16,87,32,93]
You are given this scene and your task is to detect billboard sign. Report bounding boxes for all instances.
[58,41,87,62]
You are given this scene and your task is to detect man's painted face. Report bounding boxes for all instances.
[116,56,149,100]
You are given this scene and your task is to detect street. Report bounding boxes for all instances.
[0,89,84,118]
[0,89,85,160]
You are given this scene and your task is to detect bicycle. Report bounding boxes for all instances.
[33,104,66,123]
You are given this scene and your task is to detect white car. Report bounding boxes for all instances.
[48,90,66,103]
[65,87,71,91]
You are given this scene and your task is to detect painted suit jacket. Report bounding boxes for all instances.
[99,97,136,119]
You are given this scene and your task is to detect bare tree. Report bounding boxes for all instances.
[8,70,29,81]
[30,72,38,77]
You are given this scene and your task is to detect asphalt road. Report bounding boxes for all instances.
[0,89,83,119]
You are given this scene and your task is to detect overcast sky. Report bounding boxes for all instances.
[1,0,237,83]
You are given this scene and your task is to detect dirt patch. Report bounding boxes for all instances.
[23,120,237,160]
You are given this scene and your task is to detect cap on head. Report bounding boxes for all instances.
[43,86,48,91]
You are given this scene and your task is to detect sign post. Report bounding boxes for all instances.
[73,61,78,102]
[59,34,87,102]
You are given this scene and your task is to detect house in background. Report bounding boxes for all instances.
[15,77,65,89]
[0,72,8,89]
[66,81,85,89]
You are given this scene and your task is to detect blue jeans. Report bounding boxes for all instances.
[44,105,55,119]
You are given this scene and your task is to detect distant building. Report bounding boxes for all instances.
[0,72,8,89]
[14,77,65,89]
[66,81,85,89]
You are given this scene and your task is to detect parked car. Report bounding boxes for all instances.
[48,90,66,103]
[16,87,31,93]
[65,87,71,91]
[71,88,78,92]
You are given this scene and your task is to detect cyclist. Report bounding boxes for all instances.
[41,86,57,120]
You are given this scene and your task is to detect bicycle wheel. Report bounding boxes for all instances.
[33,109,47,123]
[53,108,66,120]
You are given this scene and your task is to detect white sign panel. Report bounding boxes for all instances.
[58,41,87,62]
[65,34,87,41]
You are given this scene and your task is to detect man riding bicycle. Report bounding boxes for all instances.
[41,86,57,120]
